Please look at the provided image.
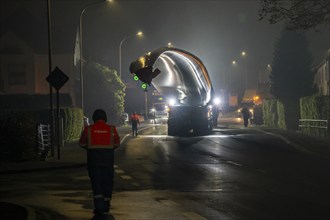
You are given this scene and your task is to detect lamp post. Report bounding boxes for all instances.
[167,42,173,48]
[241,51,247,91]
[119,31,143,79]
[79,0,111,113]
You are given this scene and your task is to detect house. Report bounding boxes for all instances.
[0,8,79,107]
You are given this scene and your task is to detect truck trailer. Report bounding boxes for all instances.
[129,47,214,136]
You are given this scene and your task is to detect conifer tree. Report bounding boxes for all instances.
[270,29,315,129]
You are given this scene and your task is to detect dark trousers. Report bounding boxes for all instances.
[131,121,138,135]
[243,117,249,127]
[88,166,114,214]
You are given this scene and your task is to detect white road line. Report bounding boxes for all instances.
[226,160,243,166]
[182,212,207,220]
[115,169,125,174]
[120,175,133,180]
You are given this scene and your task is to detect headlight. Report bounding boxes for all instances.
[213,97,221,105]
[168,98,177,106]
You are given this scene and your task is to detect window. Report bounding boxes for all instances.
[8,64,26,85]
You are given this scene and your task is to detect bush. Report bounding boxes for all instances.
[0,107,83,161]
[263,99,278,127]
[300,95,330,120]
[263,99,286,129]
[300,95,330,136]
[277,101,286,129]
[0,111,37,162]
[61,108,83,142]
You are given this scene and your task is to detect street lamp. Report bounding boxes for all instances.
[119,31,143,79]
[79,0,112,113]
[241,51,247,90]
[167,42,173,48]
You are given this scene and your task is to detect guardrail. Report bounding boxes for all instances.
[298,119,328,137]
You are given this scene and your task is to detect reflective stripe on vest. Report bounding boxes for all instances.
[87,126,115,149]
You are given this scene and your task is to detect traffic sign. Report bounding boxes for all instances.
[46,66,69,90]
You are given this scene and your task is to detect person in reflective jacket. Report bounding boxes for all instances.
[130,112,140,136]
[79,109,120,216]
[241,106,251,127]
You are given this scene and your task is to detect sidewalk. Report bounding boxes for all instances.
[0,123,329,220]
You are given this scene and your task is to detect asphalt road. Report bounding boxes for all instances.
[0,117,329,220]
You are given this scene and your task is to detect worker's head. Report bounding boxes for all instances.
[92,109,107,122]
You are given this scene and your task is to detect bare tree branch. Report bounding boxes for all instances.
[259,0,330,30]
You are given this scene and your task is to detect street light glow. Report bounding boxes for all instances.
[119,31,144,79]
[241,51,246,56]
[79,0,111,113]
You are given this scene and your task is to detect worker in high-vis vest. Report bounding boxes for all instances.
[79,109,120,216]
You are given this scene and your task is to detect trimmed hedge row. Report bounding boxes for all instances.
[262,99,285,129]
[300,95,330,120]
[61,108,83,143]
[300,95,330,136]
[0,111,38,161]
[263,95,329,136]
[0,108,83,161]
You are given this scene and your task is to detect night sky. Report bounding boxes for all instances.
[1,0,329,112]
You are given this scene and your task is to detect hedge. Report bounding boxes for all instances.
[300,95,330,120]
[61,107,83,142]
[0,108,83,161]
[262,99,286,129]
[263,99,278,128]
[0,111,37,161]
[300,95,330,136]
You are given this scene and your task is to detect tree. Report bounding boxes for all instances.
[259,0,330,30]
[84,62,126,125]
[270,29,315,129]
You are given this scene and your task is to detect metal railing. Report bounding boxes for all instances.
[298,119,329,137]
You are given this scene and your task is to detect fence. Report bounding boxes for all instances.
[37,123,51,160]
[298,119,329,137]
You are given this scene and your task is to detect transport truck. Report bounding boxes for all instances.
[129,47,214,136]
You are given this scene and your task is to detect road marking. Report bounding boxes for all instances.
[129,134,169,138]
[182,212,207,220]
[120,175,133,180]
[226,161,243,166]
[115,169,125,174]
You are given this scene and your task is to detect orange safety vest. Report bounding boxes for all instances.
[79,120,120,166]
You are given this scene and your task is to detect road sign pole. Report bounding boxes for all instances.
[56,89,60,160]
[46,66,69,160]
